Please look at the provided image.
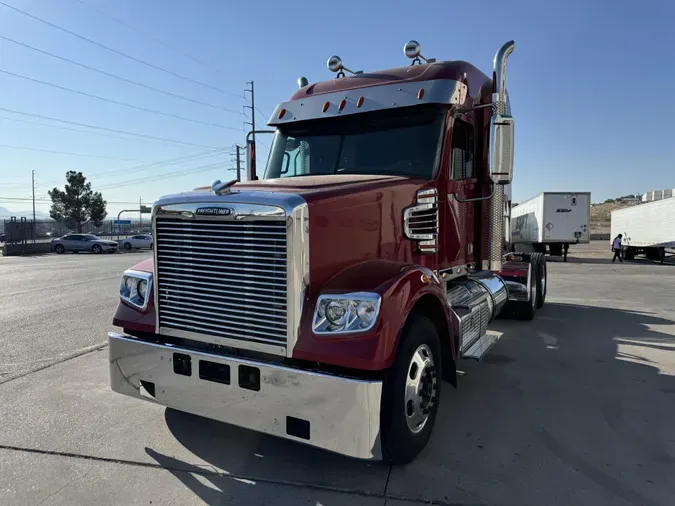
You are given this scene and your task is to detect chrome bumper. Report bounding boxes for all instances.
[108,332,383,460]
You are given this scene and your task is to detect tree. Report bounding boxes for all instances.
[48,171,107,232]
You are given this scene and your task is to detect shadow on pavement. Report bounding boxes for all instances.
[146,302,675,506]
[565,256,675,266]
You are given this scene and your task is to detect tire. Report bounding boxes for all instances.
[381,314,442,465]
[92,244,102,254]
[531,252,547,308]
[123,242,132,250]
[55,244,65,254]
[149,243,153,250]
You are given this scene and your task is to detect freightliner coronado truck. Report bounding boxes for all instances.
[109,40,547,464]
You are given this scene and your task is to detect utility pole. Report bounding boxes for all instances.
[139,196,142,231]
[245,81,256,174]
[31,169,36,243]
[31,169,36,224]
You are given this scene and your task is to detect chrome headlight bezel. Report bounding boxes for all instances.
[119,269,153,311]
[312,292,381,335]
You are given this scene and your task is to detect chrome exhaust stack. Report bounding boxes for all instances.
[487,41,516,272]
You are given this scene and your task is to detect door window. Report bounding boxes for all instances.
[450,119,474,180]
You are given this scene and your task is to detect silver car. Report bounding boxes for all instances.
[51,234,118,254]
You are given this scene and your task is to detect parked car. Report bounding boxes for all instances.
[51,234,118,254]
[120,234,153,251]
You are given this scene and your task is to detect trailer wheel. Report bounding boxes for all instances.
[381,314,441,465]
[531,252,546,308]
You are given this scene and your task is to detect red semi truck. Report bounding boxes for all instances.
[109,40,546,464]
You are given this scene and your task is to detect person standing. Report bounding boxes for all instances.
[612,234,623,263]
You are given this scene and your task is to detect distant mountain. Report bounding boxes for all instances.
[0,206,50,220]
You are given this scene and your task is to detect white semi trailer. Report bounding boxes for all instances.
[511,192,591,262]
[611,197,675,264]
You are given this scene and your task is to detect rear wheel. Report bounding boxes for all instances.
[92,244,102,254]
[123,242,132,250]
[381,314,441,465]
[531,252,547,308]
[508,254,538,321]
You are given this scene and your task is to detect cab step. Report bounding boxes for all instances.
[462,331,502,361]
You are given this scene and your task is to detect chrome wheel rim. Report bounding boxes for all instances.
[404,344,438,434]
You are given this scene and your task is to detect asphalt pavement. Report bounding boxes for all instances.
[1,243,674,505]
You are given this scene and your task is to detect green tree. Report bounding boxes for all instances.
[48,171,107,232]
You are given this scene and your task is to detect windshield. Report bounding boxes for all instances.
[263,106,445,180]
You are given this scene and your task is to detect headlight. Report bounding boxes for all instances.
[120,270,152,310]
[313,292,381,334]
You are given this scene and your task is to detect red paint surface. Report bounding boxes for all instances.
[293,263,454,370]
[291,60,490,102]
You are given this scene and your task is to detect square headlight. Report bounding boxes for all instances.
[313,292,381,335]
[120,269,152,311]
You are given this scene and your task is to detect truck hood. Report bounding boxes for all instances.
[205,174,424,204]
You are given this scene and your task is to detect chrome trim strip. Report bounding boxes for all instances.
[287,202,309,356]
[108,333,383,460]
[268,78,468,125]
[153,191,306,217]
[157,326,287,355]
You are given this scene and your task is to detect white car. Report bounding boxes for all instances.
[120,234,153,251]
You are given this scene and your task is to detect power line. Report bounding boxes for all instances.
[0,196,145,205]
[72,0,243,99]
[96,162,233,190]
[0,114,207,149]
[0,143,153,162]
[37,149,227,187]
[0,35,243,114]
[0,108,222,149]
[0,1,241,98]
[255,107,270,122]
[0,69,242,130]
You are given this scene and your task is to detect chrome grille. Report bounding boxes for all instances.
[155,218,288,348]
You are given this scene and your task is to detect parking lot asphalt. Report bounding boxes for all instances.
[1,242,674,505]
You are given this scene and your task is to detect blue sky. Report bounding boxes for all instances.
[1,0,674,217]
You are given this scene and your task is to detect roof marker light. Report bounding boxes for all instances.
[338,99,346,111]
[278,108,286,119]
[417,88,425,99]
[357,96,364,108]
[322,102,330,113]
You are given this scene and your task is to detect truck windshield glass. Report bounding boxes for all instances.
[263,107,445,179]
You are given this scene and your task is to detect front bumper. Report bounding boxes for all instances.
[108,332,383,460]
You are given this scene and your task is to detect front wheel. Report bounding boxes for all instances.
[54,244,65,254]
[92,244,102,254]
[381,314,441,465]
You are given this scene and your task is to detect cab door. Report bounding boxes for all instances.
[444,118,479,266]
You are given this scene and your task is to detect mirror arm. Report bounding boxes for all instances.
[453,103,495,118]
[453,183,495,203]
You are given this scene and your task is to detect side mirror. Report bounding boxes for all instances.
[488,114,515,185]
